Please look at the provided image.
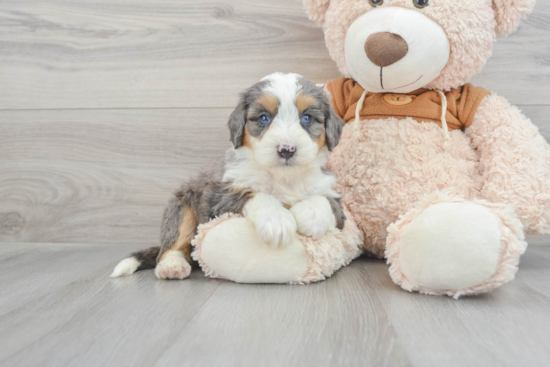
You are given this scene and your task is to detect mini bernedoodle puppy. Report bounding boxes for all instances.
[111,73,346,280]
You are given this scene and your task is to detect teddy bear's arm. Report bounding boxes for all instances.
[466,94,550,234]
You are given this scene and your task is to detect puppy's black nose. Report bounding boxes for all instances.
[278,145,296,159]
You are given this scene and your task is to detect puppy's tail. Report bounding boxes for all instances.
[110,246,160,278]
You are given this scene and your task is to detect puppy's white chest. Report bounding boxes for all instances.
[240,172,311,205]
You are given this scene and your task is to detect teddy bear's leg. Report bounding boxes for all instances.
[385,192,527,298]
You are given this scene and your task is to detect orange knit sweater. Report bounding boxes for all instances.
[326,78,491,131]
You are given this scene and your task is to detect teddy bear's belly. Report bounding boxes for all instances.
[327,118,484,257]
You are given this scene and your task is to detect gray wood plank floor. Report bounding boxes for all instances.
[1,0,550,366]
[0,242,549,367]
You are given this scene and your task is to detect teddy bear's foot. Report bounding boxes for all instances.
[191,210,364,285]
[193,216,310,283]
[386,193,527,298]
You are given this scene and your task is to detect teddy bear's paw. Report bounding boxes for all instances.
[395,201,503,291]
[155,251,192,280]
[290,197,336,239]
[253,207,297,247]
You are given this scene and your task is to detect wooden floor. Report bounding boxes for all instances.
[0,240,548,367]
[1,0,550,366]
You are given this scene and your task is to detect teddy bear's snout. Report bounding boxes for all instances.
[364,32,409,68]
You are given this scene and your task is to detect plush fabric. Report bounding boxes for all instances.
[292,207,364,284]
[344,6,451,93]
[364,32,409,68]
[302,0,545,298]
[327,114,484,258]
[304,0,331,26]
[193,0,545,295]
[493,0,536,36]
[386,192,527,299]
[467,94,550,235]
[193,215,309,283]
[192,209,363,284]
[305,0,535,91]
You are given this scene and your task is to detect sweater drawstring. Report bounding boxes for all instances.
[437,90,450,147]
[353,89,369,139]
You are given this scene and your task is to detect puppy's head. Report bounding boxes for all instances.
[228,73,344,168]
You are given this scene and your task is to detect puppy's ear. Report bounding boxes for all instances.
[493,0,535,36]
[325,106,344,151]
[228,99,247,149]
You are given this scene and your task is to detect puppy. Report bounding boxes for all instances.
[111,72,346,280]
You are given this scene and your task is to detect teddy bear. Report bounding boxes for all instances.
[192,0,550,298]
[299,0,550,297]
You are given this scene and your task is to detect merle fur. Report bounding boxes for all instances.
[120,77,346,273]
[327,197,346,230]
[297,77,344,151]
[229,77,344,151]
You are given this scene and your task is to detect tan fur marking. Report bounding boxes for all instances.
[243,126,253,147]
[296,93,317,113]
[258,93,279,114]
[228,186,255,198]
[161,208,198,264]
[317,129,327,150]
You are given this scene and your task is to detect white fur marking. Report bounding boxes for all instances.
[223,73,339,207]
[223,147,338,205]
[110,257,140,278]
[244,193,298,247]
[155,251,192,280]
[291,196,336,239]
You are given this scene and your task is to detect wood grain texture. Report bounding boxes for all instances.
[357,256,550,367]
[0,0,549,109]
[1,107,548,246]
[0,1,549,366]
[0,243,548,367]
[0,0,338,110]
[0,106,550,245]
[0,243,222,366]
[0,108,231,245]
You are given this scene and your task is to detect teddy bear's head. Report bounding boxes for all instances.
[304,0,535,93]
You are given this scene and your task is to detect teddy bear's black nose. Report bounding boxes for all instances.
[365,32,409,67]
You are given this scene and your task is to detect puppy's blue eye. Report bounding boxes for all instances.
[301,114,312,124]
[259,115,271,124]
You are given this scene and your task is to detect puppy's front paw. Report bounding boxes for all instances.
[155,251,192,280]
[291,197,336,239]
[254,207,297,247]
[244,193,297,247]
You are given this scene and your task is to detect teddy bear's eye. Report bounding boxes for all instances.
[369,0,383,7]
[413,0,429,8]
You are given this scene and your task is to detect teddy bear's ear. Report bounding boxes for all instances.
[493,0,536,36]
[303,0,331,26]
